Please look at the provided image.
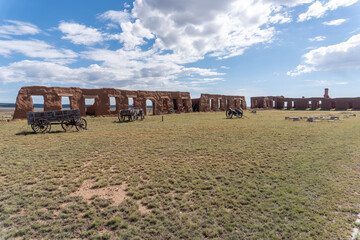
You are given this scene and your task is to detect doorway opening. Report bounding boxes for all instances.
[31,95,44,112]
[146,99,155,115]
[109,97,116,112]
[85,98,96,115]
[331,101,336,109]
[128,98,134,109]
[61,96,71,110]
[173,99,178,110]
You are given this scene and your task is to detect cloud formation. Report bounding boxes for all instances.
[308,36,326,42]
[0,20,40,37]
[288,34,360,76]
[2,0,355,91]
[58,22,104,45]
[0,39,77,61]
[298,0,358,22]
[323,18,348,26]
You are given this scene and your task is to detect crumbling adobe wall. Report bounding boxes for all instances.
[252,95,360,111]
[13,86,193,119]
[13,86,84,119]
[251,96,282,109]
[198,94,246,112]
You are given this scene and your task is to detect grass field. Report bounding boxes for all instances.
[0,110,359,239]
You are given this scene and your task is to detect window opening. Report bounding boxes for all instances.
[31,95,44,112]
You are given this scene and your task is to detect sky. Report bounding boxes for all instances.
[0,0,360,104]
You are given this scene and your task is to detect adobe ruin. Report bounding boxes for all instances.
[13,86,247,119]
[251,88,360,110]
[192,94,246,112]
[13,86,192,119]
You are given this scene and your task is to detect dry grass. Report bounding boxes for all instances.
[0,110,359,239]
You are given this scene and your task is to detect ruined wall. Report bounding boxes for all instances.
[13,86,192,119]
[197,94,246,112]
[251,95,360,111]
[251,96,281,109]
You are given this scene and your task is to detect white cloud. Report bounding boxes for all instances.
[308,36,326,41]
[263,0,314,7]
[98,10,131,24]
[220,66,230,69]
[0,20,40,37]
[2,0,340,90]
[288,34,360,76]
[304,79,348,86]
[298,0,358,22]
[0,39,77,61]
[98,0,306,60]
[323,18,347,26]
[58,22,104,45]
[269,14,292,24]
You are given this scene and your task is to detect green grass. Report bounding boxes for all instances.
[0,110,359,239]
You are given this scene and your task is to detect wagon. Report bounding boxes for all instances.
[27,109,87,133]
[226,108,243,119]
[118,108,145,122]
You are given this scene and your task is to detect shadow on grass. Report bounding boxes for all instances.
[113,120,133,124]
[16,130,71,136]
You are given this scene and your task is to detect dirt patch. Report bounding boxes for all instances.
[70,179,151,214]
[136,200,151,214]
[70,179,128,205]
[83,161,92,168]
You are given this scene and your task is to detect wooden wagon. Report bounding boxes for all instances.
[27,109,87,133]
[118,108,145,122]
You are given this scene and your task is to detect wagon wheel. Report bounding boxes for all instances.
[118,111,125,122]
[32,119,51,134]
[61,120,75,132]
[139,112,145,121]
[168,108,175,114]
[118,112,126,122]
[226,109,232,119]
[75,118,87,131]
[131,113,138,122]
[236,112,243,118]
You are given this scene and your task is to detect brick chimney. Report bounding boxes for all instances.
[324,88,329,98]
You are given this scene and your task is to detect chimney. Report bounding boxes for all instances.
[324,88,329,98]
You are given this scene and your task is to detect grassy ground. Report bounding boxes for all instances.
[0,110,359,239]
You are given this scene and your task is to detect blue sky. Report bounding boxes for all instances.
[0,0,360,104]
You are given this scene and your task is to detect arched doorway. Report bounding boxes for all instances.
[146,99,155,115]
